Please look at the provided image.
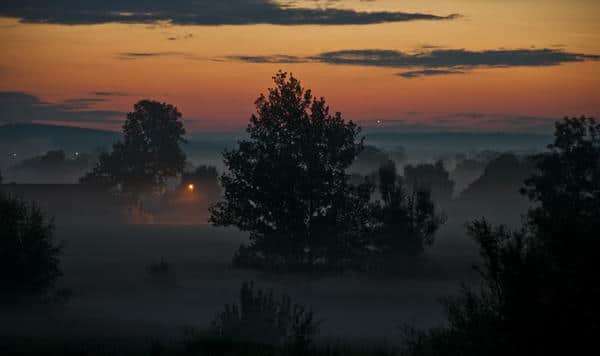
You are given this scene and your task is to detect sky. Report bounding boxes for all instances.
[0,0,599,133]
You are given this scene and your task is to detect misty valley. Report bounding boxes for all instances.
[2,72,598,356]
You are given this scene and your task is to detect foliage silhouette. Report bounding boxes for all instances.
[404,161,454,204]
[184,281,319,355]
[368,160,446,271]
[401,117,600,355]
[0,193,62,296]
[80,100,186,200]
[210,72,367,270]
[459,153,533,199]
[8,149,93,183]
[351,145,392,173]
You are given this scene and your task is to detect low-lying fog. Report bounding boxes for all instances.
[0,124,548,346]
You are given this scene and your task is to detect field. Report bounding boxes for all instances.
[1,220,479,348]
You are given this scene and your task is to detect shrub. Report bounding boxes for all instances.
[0,193,62,297]
[207,281,319,354]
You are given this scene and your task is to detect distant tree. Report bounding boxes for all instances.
[458,153,534,200]
[80,100,186,199]
[370,160,445,269]
[10,150,93,183]
[0,194,62,296]
[350,145,391,173]
[449,157,486,195]
[389,145,407,163]
[403,117,600,355]
[404,160,454,203]
[210,72,366,270]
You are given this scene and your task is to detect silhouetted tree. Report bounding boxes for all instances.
[369,161,445,270]
[210,72,365,270]
[403,117,600,355]
[351,145,391,173]
[80,100,186,200]
[0,193,62,296]
[404,160,454,204]
[460,153,533,199]
[9,149,94,183]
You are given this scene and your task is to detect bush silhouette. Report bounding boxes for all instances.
[0,193,62,296]
[187,281,319,355]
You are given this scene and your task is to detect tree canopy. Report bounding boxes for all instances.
[210,72,366,269]
[80,100,186,197]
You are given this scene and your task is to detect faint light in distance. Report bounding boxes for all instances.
[187,183,195,192]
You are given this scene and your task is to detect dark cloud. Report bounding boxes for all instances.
[397,69,465,78]
[227,48,600,77]
[116,52,203,60]
[313,48,599,68]
[0,92,123,125]
[93,91,130,97]
[166,33,193,41]
[227,55,308,63]
[0,1,458,26]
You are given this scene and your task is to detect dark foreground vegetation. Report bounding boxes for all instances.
[1,72,598,355]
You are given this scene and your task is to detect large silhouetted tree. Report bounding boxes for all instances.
[80,100,186,198]
[0,193,62,296]
[210,72,365,269]
[403,117,600,356]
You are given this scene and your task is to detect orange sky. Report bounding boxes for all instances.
[0,0,599,132]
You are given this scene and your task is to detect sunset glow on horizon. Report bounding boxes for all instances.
[1,0,599,133]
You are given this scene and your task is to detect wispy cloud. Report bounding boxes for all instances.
[92,91,131,97]
[0,1,458,26]
[116,52,203,60]
[397,69,465,78]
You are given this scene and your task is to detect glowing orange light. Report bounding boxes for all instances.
[187,183,195,192]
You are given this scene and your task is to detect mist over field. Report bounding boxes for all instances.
[1,119,544,349]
